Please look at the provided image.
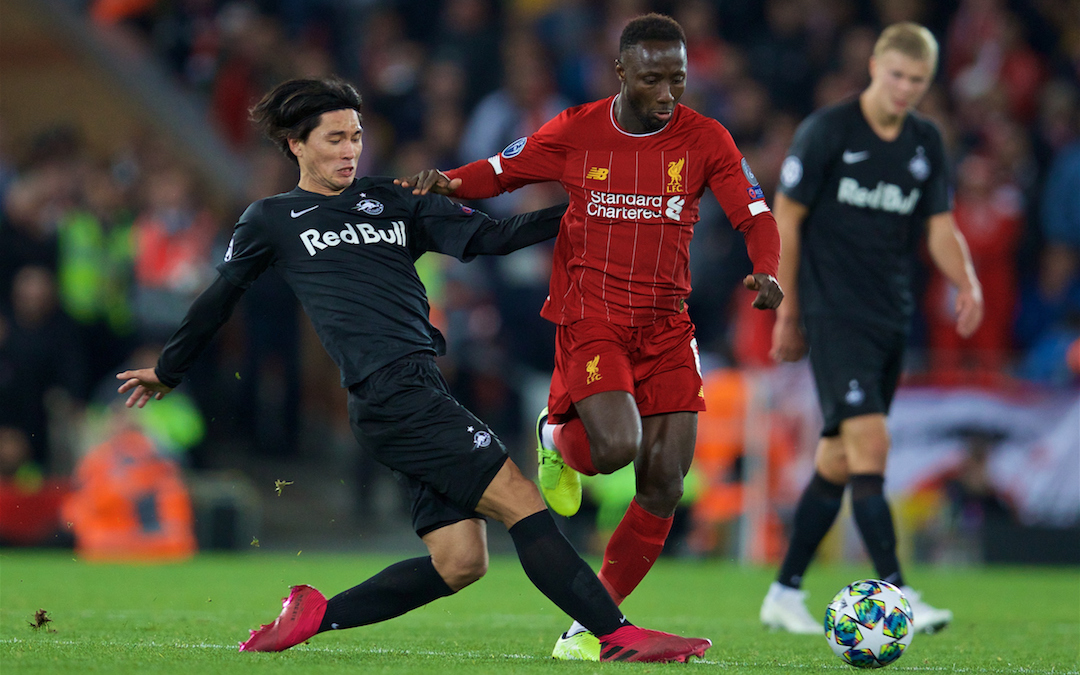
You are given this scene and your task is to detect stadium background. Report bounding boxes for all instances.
[0,0,1077,566]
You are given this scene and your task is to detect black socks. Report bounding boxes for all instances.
[317,512,629,638]
[777,472,905,589]
[509,510,626,637]
[850,473,904,587]
[318,556,453,632]
[777,472,845,588]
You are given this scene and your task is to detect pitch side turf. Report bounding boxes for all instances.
[1,551,1077,674]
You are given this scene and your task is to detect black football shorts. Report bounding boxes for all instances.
[804,317,907,437]
[347,353,509,536]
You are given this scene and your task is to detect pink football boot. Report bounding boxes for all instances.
[239,584,328,652]
[597,625,712,663]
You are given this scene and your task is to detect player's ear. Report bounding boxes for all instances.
[288,136,304,159]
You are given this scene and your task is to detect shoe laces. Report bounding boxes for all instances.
[539,446,563,465]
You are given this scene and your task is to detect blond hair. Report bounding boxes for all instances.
[874,22,939,74]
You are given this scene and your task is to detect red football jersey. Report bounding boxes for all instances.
[448,95,774,326]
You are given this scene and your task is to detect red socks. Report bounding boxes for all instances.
[551,421,673,604]
[552,418,598,475]
[598,499,673,603]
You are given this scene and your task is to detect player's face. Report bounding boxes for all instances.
[867,50,934,118]
[616,40,687,133]
[291,109,363,195]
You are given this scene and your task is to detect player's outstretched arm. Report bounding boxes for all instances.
[464,203,566,257]
[926,212,984,338]
[116,368,173,409]
[116,273,246,409]
[395,169,461,196]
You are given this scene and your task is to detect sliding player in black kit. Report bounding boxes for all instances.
[116,77,711,663]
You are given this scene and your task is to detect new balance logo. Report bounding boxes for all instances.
[586,167,609,180]
[300,221,406,256]
[842,150,870,164]
[290,205,319,218]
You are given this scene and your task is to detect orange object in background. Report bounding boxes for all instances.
[63,427,196,562]
[689,369,796,561]
[692,369,747,528]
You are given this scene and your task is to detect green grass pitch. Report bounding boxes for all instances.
[1,551,1077,674]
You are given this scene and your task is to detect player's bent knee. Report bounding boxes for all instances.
[426,528,490,592]
[435,553,488,591]
[591,435,639,474]
[450,552,489,589]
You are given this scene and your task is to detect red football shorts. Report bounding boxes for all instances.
[548,313,706,424]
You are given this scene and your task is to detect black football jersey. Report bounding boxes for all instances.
[218,177,537,387]
[778,98,951,330]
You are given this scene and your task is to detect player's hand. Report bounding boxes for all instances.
[954,283,984,339]
[394,169,462,196]
[116,368,173,409]
[744,273,784,310]
[770,315,807,363]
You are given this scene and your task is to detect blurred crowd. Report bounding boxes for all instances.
[1,0,1078,536]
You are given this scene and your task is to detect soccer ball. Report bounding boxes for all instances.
[824,579,913,668]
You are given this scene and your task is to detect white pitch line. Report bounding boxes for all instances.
[1,638,1075,673]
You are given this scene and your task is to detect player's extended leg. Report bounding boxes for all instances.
[842,414,952,633]
[761,435,847,634]
[552,411,695,660]
[601,411,696,602]
[477,459,711,662]
[841,413,898,582]
[239,521,485,652]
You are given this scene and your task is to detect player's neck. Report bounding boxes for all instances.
[613,94,665,135]
[858,91,906,142]
[297,174,349,196]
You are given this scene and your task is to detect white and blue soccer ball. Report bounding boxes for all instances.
[824,579,914,668]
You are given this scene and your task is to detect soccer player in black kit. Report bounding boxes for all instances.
[116,77,711,663]
[758,23,983,635]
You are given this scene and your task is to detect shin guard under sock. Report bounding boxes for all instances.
[509,510,625,636]
[850,474,904,587]
[598,499,673,603]
[318,556,453,632]
[777,472,845,588]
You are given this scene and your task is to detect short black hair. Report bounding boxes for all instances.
[619,13,686,54]
[249,76,363,164]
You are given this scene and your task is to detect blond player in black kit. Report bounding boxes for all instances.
[759,23,983,635]
[116,76,711,663]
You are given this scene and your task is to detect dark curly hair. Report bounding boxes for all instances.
[619,13,686,55]
[249,76,363,164]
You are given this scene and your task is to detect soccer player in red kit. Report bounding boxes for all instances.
[399,13,782,660]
